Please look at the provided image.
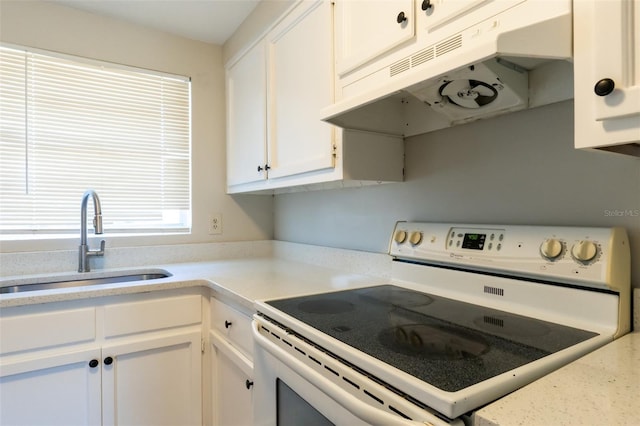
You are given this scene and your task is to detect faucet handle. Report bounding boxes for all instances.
[87,240,106,257]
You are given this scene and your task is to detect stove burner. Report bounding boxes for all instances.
[358,286,433,308]
[473,315,550,338]
[298,299,355,315]
[379,324,489,360]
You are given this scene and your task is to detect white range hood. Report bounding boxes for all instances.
[322,0,573,137]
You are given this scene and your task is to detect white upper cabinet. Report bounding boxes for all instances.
[335,0,415,77]
[226,40,267,187]
[225,0,404,194]
[266,0,335,180]
[574,0,640,156]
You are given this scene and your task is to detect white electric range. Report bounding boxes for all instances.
[252,222,630,425]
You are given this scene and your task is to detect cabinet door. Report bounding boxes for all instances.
[102,331,202,426]
[0,348,102,426]
[266,0,335,180]
[210,331,253,426]
[335,0,415,76]
[574,0,640,152]
[226,41,268,186]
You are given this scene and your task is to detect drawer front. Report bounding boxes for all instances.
[211,298,253,358]
[104,294,202,338]
[0,307,96,355]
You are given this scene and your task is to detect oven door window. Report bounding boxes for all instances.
[277,379,334,426]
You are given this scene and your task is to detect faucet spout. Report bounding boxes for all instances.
[79,189,105,272]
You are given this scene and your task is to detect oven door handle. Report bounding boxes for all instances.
[252,320,448,426]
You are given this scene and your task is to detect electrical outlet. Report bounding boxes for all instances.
[208,213,222,235]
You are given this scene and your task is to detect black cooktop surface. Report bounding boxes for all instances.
[266,285,598,392]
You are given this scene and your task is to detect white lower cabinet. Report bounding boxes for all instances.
[0,292,203,426]
[102,331,202,426]
[0,347,102,426]
[210,331,253,426]
[209,297,254,426]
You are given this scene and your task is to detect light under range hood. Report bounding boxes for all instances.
[321,0,573,137]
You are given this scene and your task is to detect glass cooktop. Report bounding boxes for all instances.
[266,285,598,392]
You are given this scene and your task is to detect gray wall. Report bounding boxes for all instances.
[274,101,640,288]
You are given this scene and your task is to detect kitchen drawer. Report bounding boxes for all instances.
[211,298,253,358]
[104,294,202,338]
[0,306,96,355]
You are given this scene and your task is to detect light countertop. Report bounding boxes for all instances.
[475,332,640,426]
[0,257,388,312]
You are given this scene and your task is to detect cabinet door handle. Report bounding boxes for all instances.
[421,0,432,11]
[104,356,114,365]
[89,359,99,368]
[245,380,254,390]
[257,165,263,172]
[265,164,271,171]
[224,320,233,329]
[396,11,407,24]
[594,78,615,96]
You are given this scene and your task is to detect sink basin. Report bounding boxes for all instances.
[0,269,172,294]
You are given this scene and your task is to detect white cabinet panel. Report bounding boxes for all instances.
[226,40,268,186]
[210,330,253,426]
[335,0,415,76]
[102,331,202,426]
[267,0,335,180]
[104,294,201,337]
[0,348,102,426]
[590,0,640,121]
[0,306,95,355]
[211,297,253,358]
[574,0,640,156]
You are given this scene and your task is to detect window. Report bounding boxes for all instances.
[0,45,191,238]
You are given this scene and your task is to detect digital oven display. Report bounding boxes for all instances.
[462,233,486,250]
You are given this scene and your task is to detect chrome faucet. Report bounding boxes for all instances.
[79,189,105,272]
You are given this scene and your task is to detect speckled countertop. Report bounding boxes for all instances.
[0,257,388,313]
[475,331,640,426]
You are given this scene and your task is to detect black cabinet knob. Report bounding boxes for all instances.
[104,356,114,365]
[89,359,99,368]
[265,164,271,171]
[421,0,432,10]
[245,380,254,390]
[224,320,232,329]
[257,165,263,172]
[396,11,407,24]
[594,78,615,96]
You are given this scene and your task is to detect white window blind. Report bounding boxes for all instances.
[0,46,191,236]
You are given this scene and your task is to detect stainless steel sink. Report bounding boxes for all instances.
[0,269,172,294]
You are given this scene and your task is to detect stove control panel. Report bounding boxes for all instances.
[389,222,630,291]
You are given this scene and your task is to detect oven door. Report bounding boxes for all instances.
[252,319,458,426]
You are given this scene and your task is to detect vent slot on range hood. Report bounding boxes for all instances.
[321,1,574,138]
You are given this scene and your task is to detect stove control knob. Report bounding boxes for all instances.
[540,238,563,260]
[571,240,598,263]
[409,232,423,245]
[394,230,407,244]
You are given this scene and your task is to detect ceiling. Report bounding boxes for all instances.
[49,0,261,45]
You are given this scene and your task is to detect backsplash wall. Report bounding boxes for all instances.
[274,101,640,289]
